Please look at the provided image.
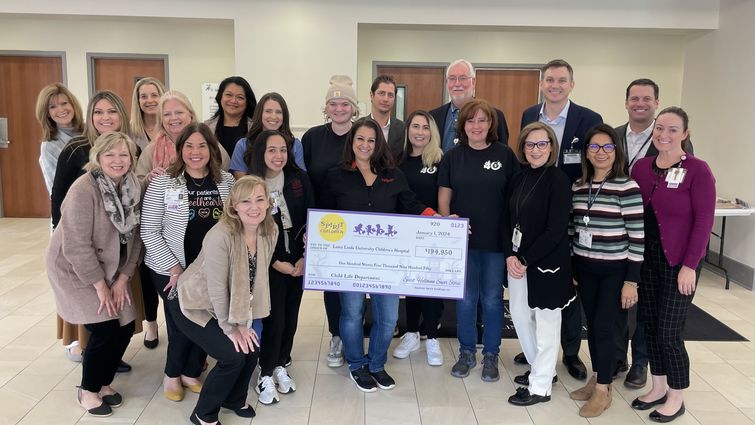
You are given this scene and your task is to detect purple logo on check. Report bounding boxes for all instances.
[353,223,398,237]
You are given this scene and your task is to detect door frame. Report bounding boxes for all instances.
[0,50,66,218]
[372,60,449,93]
[86,52,170,99]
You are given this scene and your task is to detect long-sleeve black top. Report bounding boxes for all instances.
[271,168,315,263]
[51,136,90,228]
[321,166,428,215]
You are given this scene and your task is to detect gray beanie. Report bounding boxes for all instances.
[325,75,357,106]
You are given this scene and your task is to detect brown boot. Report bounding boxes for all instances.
[569,375,596,401]
[579,384,612,418]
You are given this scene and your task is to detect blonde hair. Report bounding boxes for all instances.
[84,91,130,144]
[401,110,443,168]
[157,90,198,140]
[85,131,138,173]
[221,175,276,237]
[130,77,166,139]
[35,83,85,141]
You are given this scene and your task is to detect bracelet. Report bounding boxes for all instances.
[170,273,180,277]
[624,281,638,288]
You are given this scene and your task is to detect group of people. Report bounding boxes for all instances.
[37,56,715,424]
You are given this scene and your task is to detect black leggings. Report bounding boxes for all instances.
[405,297,443,339]
[81,320,135,392]
[324,291,341,337]
[259,270,304,376]
[140,263,159,322]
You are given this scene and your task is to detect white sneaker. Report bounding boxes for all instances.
[426,338,444,366]
[256,375,280,405]
[327,336,344,367]
[393,331,420,359]
[273,366,296,394]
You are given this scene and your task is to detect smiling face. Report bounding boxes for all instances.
[235,184,269,229]
[446,62,476,107]
[407,114,432,155]
[586,132,616,175]
[261,99,284,131]
[464,108,491,146]
[220,83,247,119]
[326,99,353,125]
[540,66,574,105]
[99,142,131,183]
[138,83,161,116]
[48,94,74,128]
[162,99,192,140]
[352,125,376,164]
[652,112,688,154]
[92,99,121,134]
[625,84,659,125]
[182,132,210,175]
[523,129,552,168]
[263,134,288,176]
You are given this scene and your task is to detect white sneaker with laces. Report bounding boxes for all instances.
[327,336,344,367]
[393,331,420,359]
[426,338,444,366]
[273,366,296,393]
[256,375,280,405]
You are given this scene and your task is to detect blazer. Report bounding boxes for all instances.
[615,122,695,172]
[521,101,603,182]
[430,101,510,146]
[46,172,142,326]
[141,170,235,274]
[178,221,277,334]
[271,168,315,263]
[386,117,406,159]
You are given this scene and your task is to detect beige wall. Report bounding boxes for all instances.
[0,14,235,114]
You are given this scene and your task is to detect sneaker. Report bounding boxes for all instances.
[273,366,296,394]
[451,350,476,378]
[481,353,500,382]
[393,332,420,359]
[256,375,280,405]
[283,357,292,367]
[426,338,444,366]
[369,369,396,390]
[327,336,344,368]
[350,366,377,393]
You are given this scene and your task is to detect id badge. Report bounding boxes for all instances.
[578,229,593,248]
[665,168,687,189]
[512,226,523,252]
[165,188,182,211]
[563,149,581,164]
[270,190,281,214]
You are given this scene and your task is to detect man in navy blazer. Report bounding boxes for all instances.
[518,59,602,381]
[430,59,509,151]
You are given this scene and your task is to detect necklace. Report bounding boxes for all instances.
[186,171,207,187]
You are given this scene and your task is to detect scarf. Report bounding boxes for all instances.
[152,131,177,170]
[91,170,141,243]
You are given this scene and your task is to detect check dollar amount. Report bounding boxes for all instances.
[304,209,469,299]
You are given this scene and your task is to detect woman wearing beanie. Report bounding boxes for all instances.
[301,75,359,369]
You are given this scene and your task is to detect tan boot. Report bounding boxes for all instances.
[569,375,596,401]
[579,384,612,418]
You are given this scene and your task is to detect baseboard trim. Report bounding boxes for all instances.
[704,251,754,290]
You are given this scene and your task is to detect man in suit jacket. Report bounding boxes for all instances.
[518,59,602,381]
[369,75,405,159]
[430,59,509,151]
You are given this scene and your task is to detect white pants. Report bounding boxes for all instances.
[508,273,562,396]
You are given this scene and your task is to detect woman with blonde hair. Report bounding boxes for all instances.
[130,77,166,149]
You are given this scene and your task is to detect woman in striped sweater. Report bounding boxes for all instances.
[569,123,644,418]
[141,123,235,402]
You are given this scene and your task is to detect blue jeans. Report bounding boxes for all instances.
[339,292,399,372]
[457,249,505,354]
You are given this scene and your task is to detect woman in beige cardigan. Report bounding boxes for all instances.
[175,175,277,425]
[46,132,142,417]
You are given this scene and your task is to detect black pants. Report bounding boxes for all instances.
[140,263,159,322]
[560,295,582,357]
[641,239,695,390]
[81,320,135,392]
[324,291,341,337]
[259,270,304,376]
[575,257,625,385]
[174,313,258,423]
[405,297,443,339]
[615,303,648,367]
[149,270,206,378]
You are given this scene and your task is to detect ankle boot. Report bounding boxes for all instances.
[570,375,597,401]
[579,384,612,418]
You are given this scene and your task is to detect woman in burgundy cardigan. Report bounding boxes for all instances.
[630,106,715,423]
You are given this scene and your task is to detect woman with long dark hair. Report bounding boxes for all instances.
[206,76,257,157]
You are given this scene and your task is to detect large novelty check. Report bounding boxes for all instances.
[303,209,468,299]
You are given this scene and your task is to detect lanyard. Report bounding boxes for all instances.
[514,167,548,225]
[625,132,653,168]
[583,179,607,226]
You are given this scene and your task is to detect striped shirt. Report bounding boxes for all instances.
[570,176,645,283]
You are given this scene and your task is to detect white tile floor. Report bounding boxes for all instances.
[1,218,754,425]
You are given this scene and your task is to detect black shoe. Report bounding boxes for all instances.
[369,369,396,390]
[191,412,222,425]
[632,394,668,411]
[513,370,558,386]
[222,403,256,418]
[613,359,629,379]
[116,360,132,373]
[283,356,292,367]
[77,388,112,417]
[101,392,122,407]
[650,403,685,423]
[624,364,648,388]
[513,352,529,365]
[508,387,551,406]
[350,366,377,393]
[562,356,587,380]
[143,334,159,349]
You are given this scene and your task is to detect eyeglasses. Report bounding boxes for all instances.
[587,143,616,153]
[524,140,551,150]
[446,76,472,84]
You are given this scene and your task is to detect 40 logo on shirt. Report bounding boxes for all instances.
[483,160,502,171]
[420,166,437,174]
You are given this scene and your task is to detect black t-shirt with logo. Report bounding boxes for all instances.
[399,155,439,211]
[184,172,223,265]
[438,143,519,251]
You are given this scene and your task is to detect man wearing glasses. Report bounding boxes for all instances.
[430,59,509,152]
[517,58,603,382]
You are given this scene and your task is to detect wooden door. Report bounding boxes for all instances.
[475,68,541,148]
[375,65,446,120]
[92,57,166,114]
[0,55,63,217]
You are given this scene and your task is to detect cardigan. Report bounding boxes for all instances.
[270,168,315,263]
[46,172,142,325]
[177,221,277,335]
[631,155,715,269]
[141,170,235,274]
